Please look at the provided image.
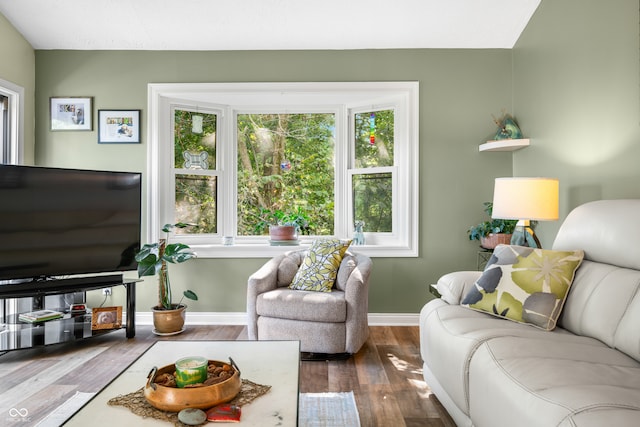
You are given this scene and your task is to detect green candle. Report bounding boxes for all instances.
[175,356,208,388]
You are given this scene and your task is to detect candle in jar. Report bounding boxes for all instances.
[175,356,208,387]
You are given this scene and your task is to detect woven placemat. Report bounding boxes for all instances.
[107,379,271,426]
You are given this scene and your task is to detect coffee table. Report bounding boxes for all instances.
[64,340,300,426]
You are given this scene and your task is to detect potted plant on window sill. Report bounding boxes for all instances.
[253,207,312,244]
[467,202,519,250]
[135,223,198,335]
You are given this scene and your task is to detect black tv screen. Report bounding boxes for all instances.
[0,165,142,282]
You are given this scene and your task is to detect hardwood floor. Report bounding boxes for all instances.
[0,325,455,426]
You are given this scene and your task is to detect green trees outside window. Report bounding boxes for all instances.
[173,110,218,234]
[173,108,396,237]
[236,113,335,236]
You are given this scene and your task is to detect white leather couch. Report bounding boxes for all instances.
[420,199,640,426]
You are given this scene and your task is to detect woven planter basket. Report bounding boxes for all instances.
[480,233,512,250]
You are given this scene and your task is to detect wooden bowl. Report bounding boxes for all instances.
[144,358,241,412]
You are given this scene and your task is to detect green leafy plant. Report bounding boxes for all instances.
[135,223,198,310]
[467,202,518,241]
[253,207,312,235]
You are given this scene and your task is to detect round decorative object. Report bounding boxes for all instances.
[152,305,186,334]
[152,327,186,336]
[178,408,207,425]
[144,359,242,412]
[175,356,208,387]
[269,225,297,241]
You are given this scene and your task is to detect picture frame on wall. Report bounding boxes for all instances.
[50,96,93,131]
[91,306,123,330]
[98,109,141,144]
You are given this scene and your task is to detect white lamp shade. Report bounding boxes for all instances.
[492,177,559,221]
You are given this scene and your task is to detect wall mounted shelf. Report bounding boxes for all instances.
[479,138,530,152]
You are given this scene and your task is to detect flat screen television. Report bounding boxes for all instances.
[0,165,142,282]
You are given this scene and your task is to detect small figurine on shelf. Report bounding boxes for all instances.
[491,111,523,140]
[353,221,365,245]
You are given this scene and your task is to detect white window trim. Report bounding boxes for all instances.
[147,82,419,257]
[0,78,25,165]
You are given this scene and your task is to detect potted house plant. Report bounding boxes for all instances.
[253,207,312,243]
[467,202,518,249]
[135,223,198,334]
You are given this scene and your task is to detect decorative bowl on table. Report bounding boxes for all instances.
[144,358,241,412]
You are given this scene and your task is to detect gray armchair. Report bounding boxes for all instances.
[247,249,372,356]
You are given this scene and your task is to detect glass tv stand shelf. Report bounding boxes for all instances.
[0,275,139,352]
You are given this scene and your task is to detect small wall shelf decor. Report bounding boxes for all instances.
[479,138,530,152]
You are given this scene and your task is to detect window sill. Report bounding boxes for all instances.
[189,242,417,258]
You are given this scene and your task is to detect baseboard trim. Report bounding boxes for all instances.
[135,312,419,326]
[368,313,419,326]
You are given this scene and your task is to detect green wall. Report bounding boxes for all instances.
[7,0,640,316]
[513,0,640,244]
[33,49,514,314]
[0,13,35,163]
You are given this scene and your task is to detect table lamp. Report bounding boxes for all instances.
[491,177,559,248]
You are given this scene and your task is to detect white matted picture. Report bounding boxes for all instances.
[50,96,93,131]
[98,109,141,144]
[91,306,123,330]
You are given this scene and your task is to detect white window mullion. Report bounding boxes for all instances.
[333,105,349,239]
[222,108,237,240]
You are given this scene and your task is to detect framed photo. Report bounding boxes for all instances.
[98,109,141,144]
[50,97,93,131]
[91,306,123,330]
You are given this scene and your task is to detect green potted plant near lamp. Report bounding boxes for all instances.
[135,223,198,335]
[467,202,519,249]
[254,207,312,243]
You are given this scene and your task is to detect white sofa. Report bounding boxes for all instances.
[419,199,640,426]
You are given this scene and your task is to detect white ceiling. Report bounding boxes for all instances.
[0,0,540,51]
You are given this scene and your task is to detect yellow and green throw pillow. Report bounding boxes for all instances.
[289,239,352,292]
[461,244,584,330]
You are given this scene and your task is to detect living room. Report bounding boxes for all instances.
[1,0,639,425]
[3,0,639,319]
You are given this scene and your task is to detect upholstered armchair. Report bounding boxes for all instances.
[247,249,372,355]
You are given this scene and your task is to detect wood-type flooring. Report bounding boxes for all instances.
[0,325,455,426]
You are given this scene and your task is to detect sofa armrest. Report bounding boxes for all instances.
[246,253,287,339]
[343,253,372,354]
[436,271,482,305]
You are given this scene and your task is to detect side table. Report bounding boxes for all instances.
[477,248,493,270]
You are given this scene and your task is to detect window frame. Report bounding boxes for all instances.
[148,82,419,257]
[0,78,24,165]
[171,104,223,240]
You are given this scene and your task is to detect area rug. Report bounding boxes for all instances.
[299,391,361,427]
[35,391,96,427]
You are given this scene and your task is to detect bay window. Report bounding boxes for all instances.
[148,82,418,257]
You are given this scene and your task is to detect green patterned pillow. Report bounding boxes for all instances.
[461,244,584,330]
[289,239,352,292]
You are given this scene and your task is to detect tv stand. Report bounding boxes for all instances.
[0,275,139,352]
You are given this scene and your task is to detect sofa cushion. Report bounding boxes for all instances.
[461,245,584,330]
[256,288,346,323]
[419,301,584,416]
[468,334,640,427]
[290,238,351,292]
[256,316,346,354]
[559,260,640,363]
[276,250,305,286]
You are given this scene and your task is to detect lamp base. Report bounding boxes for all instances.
[510,224,541,248]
